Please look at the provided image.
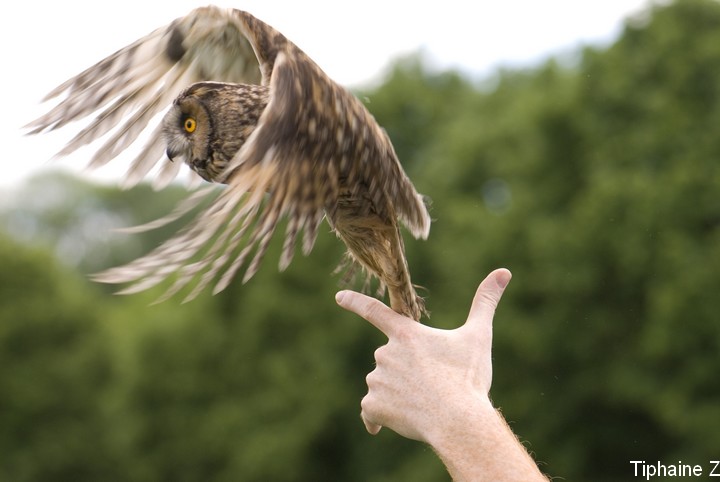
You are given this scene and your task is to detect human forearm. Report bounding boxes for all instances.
[427,396,547,482]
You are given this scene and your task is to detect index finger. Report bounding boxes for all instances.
[335,290,412,337]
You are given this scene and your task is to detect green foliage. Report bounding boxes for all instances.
[2,0,720,479]
[0,236,122,482]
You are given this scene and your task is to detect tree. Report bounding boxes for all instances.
[0,235,124,482]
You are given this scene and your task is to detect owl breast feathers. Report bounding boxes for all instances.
[27,6,431,320]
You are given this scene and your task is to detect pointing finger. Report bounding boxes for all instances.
[335,290,411,337]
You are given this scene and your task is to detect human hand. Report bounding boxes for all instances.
[335,268,512,443]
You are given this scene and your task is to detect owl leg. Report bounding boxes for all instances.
[331,211,426,321]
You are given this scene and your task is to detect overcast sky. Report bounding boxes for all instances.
[3,0,649,190]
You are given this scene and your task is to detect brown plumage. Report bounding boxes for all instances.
[27,6,431,320]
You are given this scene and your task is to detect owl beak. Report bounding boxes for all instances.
[166,147,176,162]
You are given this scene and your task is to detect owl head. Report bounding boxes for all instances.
[162,81,269,182]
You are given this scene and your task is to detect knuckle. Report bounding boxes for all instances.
[361,394,383,420]
[360,394,374,414]
[392,323,412,342]
[373,345,387,364]
[365,370,378,387]
[360,393,370,409]
[476,289,500,312]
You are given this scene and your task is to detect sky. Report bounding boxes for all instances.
[3,0,649,191]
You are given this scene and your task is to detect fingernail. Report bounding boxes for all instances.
[335,291,346,304]
[497,269,512,289]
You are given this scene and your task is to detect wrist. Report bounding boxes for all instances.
[425,391,493,452]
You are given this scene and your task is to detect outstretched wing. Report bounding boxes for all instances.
[30,8,430,300]
[26,5,260,188]
[95,11,430,300]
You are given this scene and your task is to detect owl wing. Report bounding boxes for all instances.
[26,6,261,188]
[94,11,430,301]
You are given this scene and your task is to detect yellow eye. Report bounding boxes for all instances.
[184,117,196,133]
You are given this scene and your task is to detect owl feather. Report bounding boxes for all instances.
[28,6,431,320]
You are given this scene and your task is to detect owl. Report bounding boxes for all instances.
[27,6,431,320]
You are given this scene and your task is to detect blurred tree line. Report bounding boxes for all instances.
[2,0,719,480]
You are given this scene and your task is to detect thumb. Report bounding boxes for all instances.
[465,268,512,330]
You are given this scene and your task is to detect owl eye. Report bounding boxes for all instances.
[183,117,197,133]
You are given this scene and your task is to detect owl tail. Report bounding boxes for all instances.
[381,225,427,321]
